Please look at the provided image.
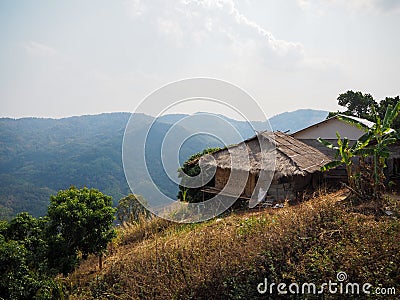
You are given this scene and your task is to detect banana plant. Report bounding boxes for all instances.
[319,100,400,201]
[318,132,361,190]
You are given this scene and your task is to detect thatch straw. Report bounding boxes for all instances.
[199,131,331,180]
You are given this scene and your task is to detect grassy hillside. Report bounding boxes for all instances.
[66,190,399,299]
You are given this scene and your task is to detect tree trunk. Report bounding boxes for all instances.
[99,254,103,270]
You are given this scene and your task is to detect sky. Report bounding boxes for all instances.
[1,0,399,120]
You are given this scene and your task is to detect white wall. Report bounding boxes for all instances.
[293,118,365,140]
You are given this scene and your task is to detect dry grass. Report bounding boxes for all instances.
[66,190,400,299]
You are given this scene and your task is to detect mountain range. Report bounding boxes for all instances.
[0,109,328,220]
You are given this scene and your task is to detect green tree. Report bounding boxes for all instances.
[116,194,151,224]
[47,187,116,274]
[5,212,49,274]
[0,237,32,299]
[336,90,377,120]
[378,96,400,129]
[0,215,63,300]
[177,147,221,203]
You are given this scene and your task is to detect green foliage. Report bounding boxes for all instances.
[116,194,151,224]
[338,105,400,199]
[378,96,400,129]
[320,99,400,201]
[236,216,268,237]
[0,240,64,300]
[0,220,8,235]
[0,237,27,299]
[318,132,360,189]
[47,187,117,274]
[5,213,49,274]
[177,147,221,203]
[0,187,120,298]
[0,214,63,300]
[337,90,377,119]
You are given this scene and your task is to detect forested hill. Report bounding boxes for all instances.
[0,113,132,219]
[0,112,225,219]
[0,109,328,220]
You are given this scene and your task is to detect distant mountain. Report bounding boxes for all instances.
[158,112,258,145]
[157,109,329,137]
[269,109,329,133]
[0,109,328,220]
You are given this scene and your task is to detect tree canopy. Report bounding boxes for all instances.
[0,187,118,298]
[0,213,61,299]
[47,187,116,274]
[337,90,376,119]
[329,90,400,130]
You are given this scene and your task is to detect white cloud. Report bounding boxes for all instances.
[296,0,334,16]
[187,0,303,57]
[157,18,184,47]
[23,41,58,56]
[341,0,400,12]
[124,0,146,18]
[123,0,304,67]
[227,1,303,56]
[297,0,400,14]
[370,0,400,12]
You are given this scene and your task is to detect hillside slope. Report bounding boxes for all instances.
[67,190,399,299]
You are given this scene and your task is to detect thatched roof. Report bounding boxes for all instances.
[199,131,331,180]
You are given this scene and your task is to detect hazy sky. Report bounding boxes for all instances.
[1,0,399,119]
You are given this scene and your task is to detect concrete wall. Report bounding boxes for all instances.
[293,118,365,140]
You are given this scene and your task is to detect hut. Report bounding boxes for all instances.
[198,131,332,206]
